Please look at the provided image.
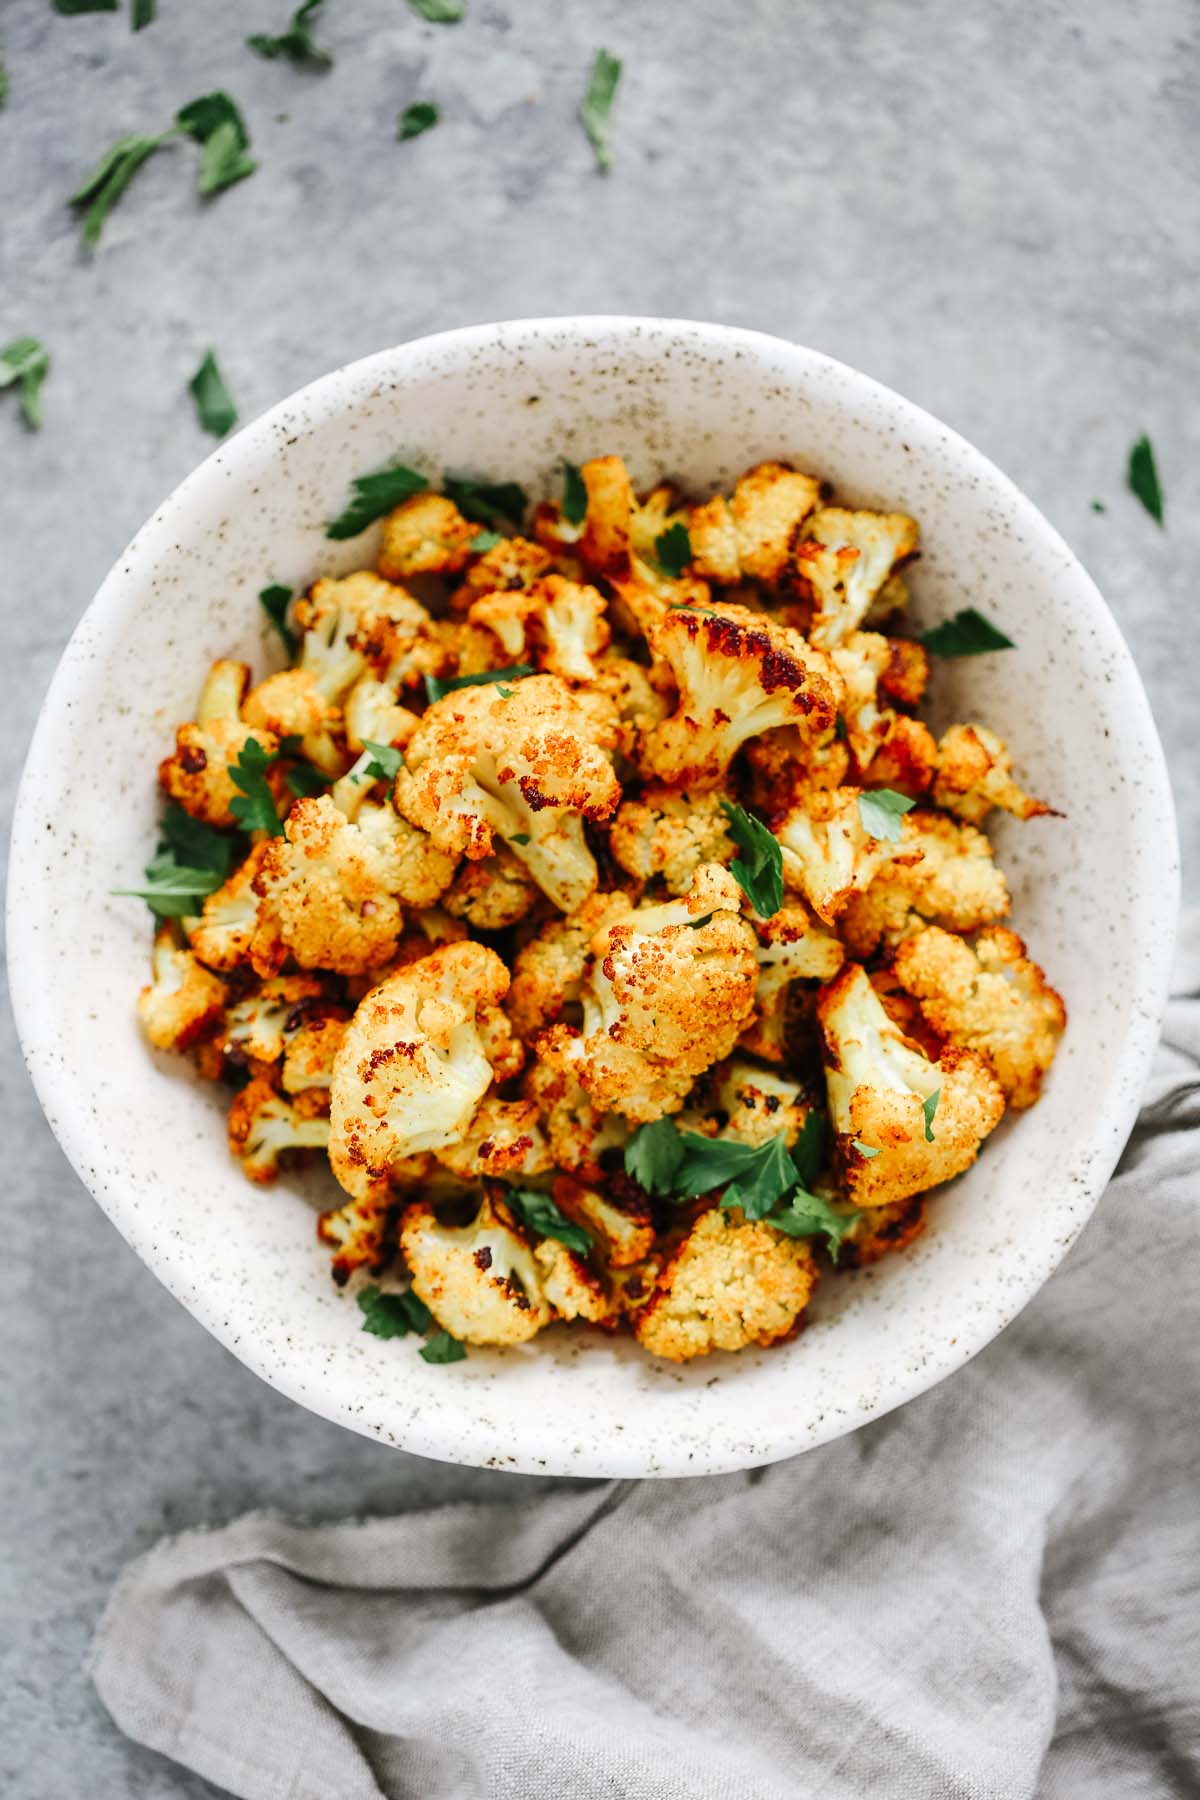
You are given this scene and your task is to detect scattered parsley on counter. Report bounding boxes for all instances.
[177,91,258,197]
[398,100,438,140]
[443,474,527,529]
[857,788,915,843]
[0,337,51,430]
[420,1329,467,1364]
[189,349,237,437]
[248,0,333,66]
[1090,499,1106,514]
[406,0,464,21]
[259,583,296,656]
[53,0,118,11]
[579,48,621,173]
[654,521,691,578]
[507,1188,593,1256]
[358,1285,433,1339]
[0,47,8,107]
[562,460,588,524]
[425,663,533,703]
[132,0,155,27]
[326,462,428,538]
[919,607,1014,657]
[1127,434,1164,525]
[71,132,167,247]
[721,801,783,918]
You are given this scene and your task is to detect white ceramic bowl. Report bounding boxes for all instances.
[8,318,1179,1477]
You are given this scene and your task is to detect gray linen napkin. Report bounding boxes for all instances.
[92,915,1200,1800]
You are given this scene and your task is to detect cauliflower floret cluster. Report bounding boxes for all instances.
[129,455,1064,1364]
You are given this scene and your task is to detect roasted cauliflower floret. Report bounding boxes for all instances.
[838,810,1011,958]
[608,785,735,895]
[395,673,621,913]
[158,661,277,829]
[399,1191,553,1346]
[577,454,638,574]
[634,1207,819,1361]
[641,602,841,788]
[224,974,327,1065]
[891,925,1066,1109]
[538,865,758,1122]
[590,654,674,763]
[740,904,845,1062]
[687,462,822,585]
[295,572,446,703]
[282,1009,348,1104]
[377,491,477,581]
[227,1076,331,1183]
[932,725,1054,825]
[328,941,511,1198]
[817,962,1004,1208]
[533,1237,613,1323]
[522,1057,630,1179]
[242,670,346,777]
[794,508,919,650]
[860,713,939,795]
[450,535,555,614]
[841,1196,928,1267]
[317,1191,396,1286]
[551,1173,655,1268]
[441,844,540,930]
[466,576,610,683]
[248,795,409,978]
[341,677,421,756]
[137,923,227,1051]
[188,843,269,971]
[688,1060,814,1149]
[777,789,919,924]
[507,891,636,1041]
[432,1096,552,1180]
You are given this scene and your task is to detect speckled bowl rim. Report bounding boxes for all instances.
[8,317,1180,1477]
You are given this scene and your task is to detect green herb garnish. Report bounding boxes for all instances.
[852,1138,881,1159]
[443,475,526,530]
[326,461,428,538]
[406,0,463,19]
[720,801,783,919]
[919,608,1014,657]
[248,0,332,65]
[922,1089,940,1143]
[655,521,692,578]
[623,1116,685,1196]
[176,91,258,197]
[858,788,915,843]
[358,1284,433,1339]
[229,738,284,835]
[469,529,502,552]
[132,0,155,27]
[579,48,620,173]
[420,1329,467,1363]
[284,761,328,798]
[507,1188,592,1256]
[769,1186,854,1260]
[259,583,296,656]
[1127,434,1163,525]
[1090,500,1106,515]
[189,349,237,437]
[0,337,51,431]
[424,663,533,703]
[509,831,531,845]
[790,1109,826,1189]
[113,801,236,917]
[70,132,167,247]
[398,100,438,140]
[360,740,404,781]
[562,460,588,525]
[53,0,118,11]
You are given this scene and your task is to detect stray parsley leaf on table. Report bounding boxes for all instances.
[189,349,237,436]
[858,788,915,843]
[506,1188,592,1256]
[398,101,438,140]
[406,0,463,20]
[132,0,155,27]
[326,462,427,538]
[919,607,1014,657]
[654,521,691,578]
[443,475,527,529]
[420,1329,467,1364]
[424,663,533,703]
[358,1285,433,1339]
[259,584,296,656]
[579,48,621,173]
[53,0,118,11]
[1127,434,1164,525]
[229,738,284,835]
[248,0,333,67]
[176,91,258,197]
[0,337,51,431]
[720,801,783,918]
[562,460,588,525]
[71,131,168,247]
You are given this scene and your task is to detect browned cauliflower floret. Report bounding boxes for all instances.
[317,1191,396,1286]
[793,508,919,650]
[688,462,822,585]
[522,1057,630,1178]
[466,576,610,683]
[188,843,269,971]
[859,714,939,795]
[432,1096,552,1180]
[740,904,845,1061]
[878,637,931,708]
[537,865,758,1122]
[532,1237,613,1324]
[282,1009,348,1107]
[377,491,477,581]
[838,810,1012,958]
[590,653,674,764]
[395,673,621,913]
[341,677,421,756]
[224,974,327,1065]
[137,923,227,1051]
[295,572,447,702]
[551,1173,655,1268]
[158,661,278,829]
[684,1060,815,1149]
[608,785,735,894]
[227,1075,331,1182]
[328,941,512,1198]
[634,1207,819,1361]
[641,602,841,788]
[817,962,1004,1208]
[932,725,1054,825]
[507,892,639,1041]
[777,789,920,924]
[841,1196,928,1267]
[577,453,638,574]
[891,925,1066,1109]
[441,844,540,929]
[449,535,555,614]
[242,670,346,777]
[399,1191,554,1346]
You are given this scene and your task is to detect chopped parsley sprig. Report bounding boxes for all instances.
[326,462,428,538]
[720,801,783,918]
[562,460,588,525]
[112,802,238,917]
[580,48,621,172]
[0,337,51,430]
[857,788,915,842]
[1127,434,1164,525]
[506,1188,592,1256]
[247,0,333,67]
[654,521,692,578]
[443,475,527,529]
[189,349,237,437]
[259,583,296,656]
[919,608,1014,657]
[425,663,534,704]
[398,101,439,141]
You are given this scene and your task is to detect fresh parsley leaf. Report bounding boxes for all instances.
[562,460,588,525]
[158,801,237,877]
[326,462,427,538]
[284,761,328,798]
[508,833,531,847]
[1128,434,1164,525]
[132,0,155,26]
[655,521,692,578]
[833,713,848,741]
[579,48,620,173]
[790,1109,826,1189]
[113,859,226,918]
[407,0,463,19]
[360,740,404,781]
[189,349,237,437]
[624,1117,685,1196]
[0,336,51,431]
[469,529,502,552]
[919,608,1015,657]
[420,1329,467,1364]
[358,1284,433,1339]
[769,1187,855,1260]
[716,1134,797,1221]
[922,1089,940,1143]
[398,100,438,140]
[852,1138,881,1159]
[506,1188,592,1256]
[54,0,118,11]
[1090,499,1106,514]
[424,663,533,703]
[70,132,167,248]
[0,46,8,109]
[229,738,284,835]
[858,788,915,843]
[496,685,515,699]
[176,92,257,197]
[720,801,783,919]
[248,0,332,66]
[443,475,527,529]
[259,583,296,656]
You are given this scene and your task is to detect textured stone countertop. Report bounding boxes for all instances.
[1,1,1196,1793]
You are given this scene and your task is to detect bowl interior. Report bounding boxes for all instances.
[8,319,1177,1476]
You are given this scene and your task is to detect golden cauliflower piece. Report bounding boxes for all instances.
[242,669,346,777]
[466,575,610,683]
[377,491,477,581]
[224,973,327,1065]
[532,1237,613,1324]
[227,1076,331,1183]
[432,1096,552,1181]
[932,725,1054,825]
[686,1060,815,1149]
[522,1057,630,1179]
[328,940,514,1198]
[537,864,758,1122]
[776,789,919,924]
[891,925,1066,1109]
[642,602,841,788]
[817,962,1004,1208]
[282,1009,348,1106]
[450,535,555,613]
[188,843,269,971]
[687,462,822,586]
[838,810,1011,958]
[552,1173,655,1268]
[158,660,277,829]
[859,714,939,796]
[296,572,447,702]
[399,1190,554,1346]
[794,508,919,650]
[137,923,227,1051]
[740,904,845,1062]
[841,1196,928,1267]
[317,1191,396,1286]
[634,1208,818,1361]
[341,677,421,756]
[395,673,621,913]
[608,785,735,895]
[441,844,540,930]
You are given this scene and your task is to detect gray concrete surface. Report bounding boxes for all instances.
[1,1,1196,1793]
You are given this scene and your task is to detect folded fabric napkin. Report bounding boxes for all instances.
[92,915,1200,1800]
